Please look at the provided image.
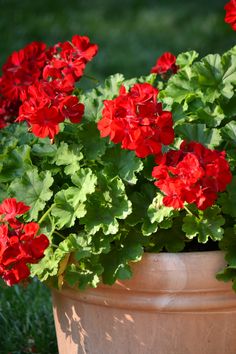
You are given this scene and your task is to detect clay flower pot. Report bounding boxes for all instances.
[52,251,236,354]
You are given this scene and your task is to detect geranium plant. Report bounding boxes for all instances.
[0,1,236,291]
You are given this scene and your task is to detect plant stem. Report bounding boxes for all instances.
[84,74,100,83]
[184,205,194,216]
[53,230,66,239]
[183,205,200,219]
[50,242,59,248]
[38,205,54,225]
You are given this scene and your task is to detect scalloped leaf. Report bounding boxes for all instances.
[30,247,59,281]
[52,142,83,175]
[151,228,185,253]
[218,228,236,266]
[52,187,87,228]
[80,174,131,235]
[162,68,199,105]
[126,184,156,226]
[82,73,125,123]
[175,123,222,148]
[71,168,97,197]
[101,233,143,285]
[221,122,236,146]
[0,145,32,183]
[9,168,53,220]
[78,122,107,160]
[65,262,103,289]
[148,193,179,224]
[182,206,225,243]
[102,146,143,184]
[176,50,199,68]
[219,177,236,217]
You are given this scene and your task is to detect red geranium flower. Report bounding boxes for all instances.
[0,96,20,125]
[98,83,174,158]
[2,262,30,286]
[151,52,178,76]
[0,198,30,226]
[0,199,50,286]
[0,42,48,101]
[60,35,98,63]
[59,95,85,123]
[225,0,236,30]
[43,35,98,82]
[30,106,64,139]
[0,35,97,132]
[152,141,232,210]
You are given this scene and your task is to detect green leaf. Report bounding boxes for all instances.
[82,74,125,123]
[216,228,236,290]
[32,140,57,157]
[9,168,53,220]
[79,122,107,160]
[221,95,236,118]
[102,146,143,184]
[141,218,159,236]
[141,193,177,236]
[98,73,125,99]
[56,233,92,254]
[80,174,132,235]
[162,67,199,105]
[219,228,236,266]
[194,54,223,87]
[216,268,236,283]
[51,187,87,228]
[182,206,225,243]
[65,261,103,289]
[89,232,111,256]
[101,233,143,285]
[52,142,83,175]
[151,228,185,253]
[71,168,97,197]
[194,105,225,128]
[222,52,236,85]
[148,193,178,224]
[0,145,32,183]
[219,177,236,217]
[221,122,236,146]
[176,50,199,68]
[175,123,222,148]
[30,247,59,281]
[0,122,36,146]
[126,184,156,226]
[193,52,236,101]
[0,183,9,201]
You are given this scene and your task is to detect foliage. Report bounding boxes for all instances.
[0,0,236,294]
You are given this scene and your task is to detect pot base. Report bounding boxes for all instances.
[52,252,236,354]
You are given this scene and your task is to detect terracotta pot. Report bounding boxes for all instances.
[52,251,236,354]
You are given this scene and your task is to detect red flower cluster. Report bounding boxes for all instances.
[151,52,178,76]
[152,141,232,210]
[17,79,85,139]
[97,83,174,158]
[0,35,98,138]
[0,42,49,128]
[0,198,49,286]
[225,0,236,30]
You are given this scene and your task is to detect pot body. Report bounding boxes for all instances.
[52,251,236,354]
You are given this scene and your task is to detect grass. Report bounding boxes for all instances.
[0,279,58,354]
[0,0,235,353]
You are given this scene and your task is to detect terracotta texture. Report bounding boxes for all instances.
[52,251,236,354]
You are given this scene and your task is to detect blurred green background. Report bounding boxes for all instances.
[0,0,235,353]
[0,0,235,80]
